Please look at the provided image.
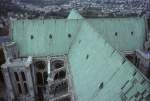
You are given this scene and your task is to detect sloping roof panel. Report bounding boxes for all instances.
[11,19,82,56]
[68,21,150,101]
[87,18,146,52]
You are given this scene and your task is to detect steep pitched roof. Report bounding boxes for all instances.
[11,10,145,56]
[67,9,83,19]
[10,10,150,101]
[68,11,150,101]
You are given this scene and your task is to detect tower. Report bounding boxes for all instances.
[1,42,35,101]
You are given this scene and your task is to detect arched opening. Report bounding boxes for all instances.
[36,72,43,85]
[54,70,66,80]
[17,83,22,94]
[43,72,48,84]
[14,72,19,81]
[24,83,28,94]
[35,61,46,70]
[0,48,5,82]
[51,60,64,70]
[21,72,26,81]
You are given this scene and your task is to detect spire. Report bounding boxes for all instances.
[67,9,83,19]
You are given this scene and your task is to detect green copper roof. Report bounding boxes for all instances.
[67,9,83,19]
[11,18,145,56]
[87,18,146,52]
[67,9,145,52]
[68,21,150,101]
[10,10,150,101]
[11,19,82,56]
